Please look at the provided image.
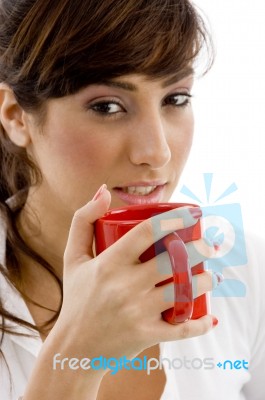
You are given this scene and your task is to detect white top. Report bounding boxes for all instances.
[1,210,265,399]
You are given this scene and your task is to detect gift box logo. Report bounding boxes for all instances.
[180,173,247,298]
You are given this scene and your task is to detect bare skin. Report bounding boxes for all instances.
[0,75,218,399]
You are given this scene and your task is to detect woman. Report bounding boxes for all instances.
[0,1,264,399]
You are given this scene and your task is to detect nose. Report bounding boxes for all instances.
[128,113,171,169]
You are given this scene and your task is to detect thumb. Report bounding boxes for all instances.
[64,184,111,269]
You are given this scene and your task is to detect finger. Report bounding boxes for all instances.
[138,245,218,287]
[192,270,224,298]
[186,239,218,267]
[64,185,111,268]
[141,239,216,285]
[138,252,174,285]
[155,314,217,342]
[136,251,177,287]
[112,206,202,263]
[147,271,224,311]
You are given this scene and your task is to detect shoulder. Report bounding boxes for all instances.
[245,231,265,266]
[243,232,265,301]
[241,233,265,400]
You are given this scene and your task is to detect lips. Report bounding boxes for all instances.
[113,182,167,205]
[120,185,157,196]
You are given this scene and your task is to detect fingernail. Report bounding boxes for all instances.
[212,317,218,327]
[216,272,224,284]
[212,272,224,289]
[189,207,202,219]
[93,184,107,201]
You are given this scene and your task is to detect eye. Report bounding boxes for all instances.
[89,101,124,115]
[164,93,192,107]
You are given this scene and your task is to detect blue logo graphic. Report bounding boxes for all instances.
[216,359,249,370]
[180,173,247,297]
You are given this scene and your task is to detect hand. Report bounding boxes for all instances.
[56,185,219,365]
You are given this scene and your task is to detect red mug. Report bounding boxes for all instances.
[95,203,208,324]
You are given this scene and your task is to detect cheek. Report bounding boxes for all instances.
[31,128,116,208]
[35,125,112,178]
[170,111,194,161]
[184,117,194,153]
[53,136,102,169]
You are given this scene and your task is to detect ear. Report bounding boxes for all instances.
[0,83,31,148]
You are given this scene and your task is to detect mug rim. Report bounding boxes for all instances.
[97,202,198,224]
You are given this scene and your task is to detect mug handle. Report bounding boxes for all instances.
[161,232,193,324]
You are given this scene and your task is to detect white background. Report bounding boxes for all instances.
[172,0,265,239]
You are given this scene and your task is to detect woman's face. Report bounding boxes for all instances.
[26,73,194,216]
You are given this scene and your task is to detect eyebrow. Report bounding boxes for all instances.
[161,67,194,87]
[100,67,194,92]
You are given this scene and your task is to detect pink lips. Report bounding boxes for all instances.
[113,184,166,205]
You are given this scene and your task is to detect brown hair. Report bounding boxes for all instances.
[0,0,213,338]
